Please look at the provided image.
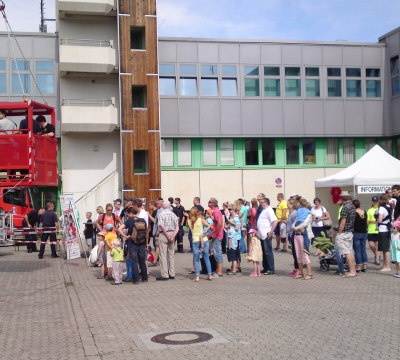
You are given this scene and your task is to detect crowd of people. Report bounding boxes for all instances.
[87,185,400,285]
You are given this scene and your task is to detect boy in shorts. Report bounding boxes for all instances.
[226,219,241,275]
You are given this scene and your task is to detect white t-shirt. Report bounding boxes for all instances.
[311,206,326,227]
[257,206,277,240]
[378,206,390,232]
[137,208,149,226]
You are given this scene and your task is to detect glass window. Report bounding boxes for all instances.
[306,79,320,97]
[180,64,196,75]
[36,61,54,72]
[222,65,236,76]
[132,85,147,108]
[285,79,301,97]
[346,80,361,97]
[264,79,280,96]
[0,73,6,93]
[221,78,237,96]
[343,139,354,163]
[12,60,30,71]
[130,27,145,49]
[380,139,392,154]
[202,139,217,166]
[161,139,174,166]
[159,64,175,75]
[177,139,192,166]
[220,139,234,165]
[159,77,176,96]
[201,65,217,76]
[12,73,30,94]
[286,139,299,165]
[328,79,341,97]
[261,139,275,165]
[366,68,380,77]
[303,139,316,164]
[392,78,400,96]
[391,56,399,76]
[346,68,361,77]
[285,67,300,76]
[306,67,319,76]
[327,68,341,77]
[326,139,339,164]
[0,60,5,71]
[366,80,381,98]
[180,78,197,96]
[245,139,259,165]
[201,78,218,96]
[245,78,259,96]
[133,150,148,173]
[244,66,259,76]
[365,138,376,151]
[264,66,280,76]
[36,74,54,94]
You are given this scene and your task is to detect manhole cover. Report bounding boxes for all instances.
[151,331,213,345]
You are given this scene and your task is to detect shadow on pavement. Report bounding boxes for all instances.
[0,260,50,272]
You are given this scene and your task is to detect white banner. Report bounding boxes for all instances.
[357,185,392,194]
[60,194,81,260]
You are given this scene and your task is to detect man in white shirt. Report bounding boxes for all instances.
[0,109,17,134]
[133,198,149,226]
[112,198,123,217]
[257,197,278,275]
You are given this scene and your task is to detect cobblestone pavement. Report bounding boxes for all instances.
[1,242,400,360]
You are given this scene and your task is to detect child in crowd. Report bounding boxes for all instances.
[202,211,214,237]
[390,220,400,278]
[226,218,241,275]
[110,238,124,285]
[247,229,263,276]
[96,231,107,279]
[295,199,312,250]
[84,211,94,251]
[104,223,117,281]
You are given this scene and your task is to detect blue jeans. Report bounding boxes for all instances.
[126,258,133,280]
[334,247,345,272]
[261,237,275,273]
[193,241,212,276]
[130,243,148,283]
[239,231,247,253]
[353,233,368,266]
[295,221,309,249]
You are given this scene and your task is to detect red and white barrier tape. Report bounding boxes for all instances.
[5,239,77,245]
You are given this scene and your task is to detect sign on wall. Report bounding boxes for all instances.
[357,185,392,194]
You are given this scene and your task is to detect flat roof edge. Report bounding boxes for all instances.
[379,26,400,40]
[0,31,57,37]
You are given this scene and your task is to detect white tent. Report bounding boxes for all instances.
[315,145,400,188]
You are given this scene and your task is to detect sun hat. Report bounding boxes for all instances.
[97,231,106,237]
[249,229,258,234]
[340,190,351,197]
[392,220,400,228]
[290,193,298,198]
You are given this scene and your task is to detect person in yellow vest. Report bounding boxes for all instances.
[367,196,380,265]
[274,193,288,252]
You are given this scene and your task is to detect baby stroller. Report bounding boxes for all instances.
[314,233,349,272]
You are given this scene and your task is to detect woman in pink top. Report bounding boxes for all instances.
[247,198,258,246]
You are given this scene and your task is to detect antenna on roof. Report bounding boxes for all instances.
[39,0,55,33]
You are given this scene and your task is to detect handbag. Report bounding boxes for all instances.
[323,218,332,227]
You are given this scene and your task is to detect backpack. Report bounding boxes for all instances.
[131,217,147,245]
[378,205,392,229]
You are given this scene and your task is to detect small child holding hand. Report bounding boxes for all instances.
[110,238,124,285]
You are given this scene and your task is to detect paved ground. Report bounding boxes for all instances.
[1,241,399,360]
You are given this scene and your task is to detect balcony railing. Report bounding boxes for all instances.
[62,98,114,106]
[60,39,113,48]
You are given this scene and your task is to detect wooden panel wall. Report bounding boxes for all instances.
[119,0,161,203]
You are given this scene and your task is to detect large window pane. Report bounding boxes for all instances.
[366,80,381,97]
[12,60,29,71]
[327,68,341,77]
[306,67,319,76]
[177,139,192,166]
[159,77,176,95]
[201,78,218,96]
[245,78,259,96]
[0,73,6,93]
[261,139,275,165]
[286,139,299,165]
[245,139,259,165]
[36,74,54,94]
[244,66,259,76]
[203,139,217,165]
[285,67,300,76]
[264,79,280,96]
[264,66,280,76]
[326,139,339,164]
[346,68,361,77]
[303,139,316,164]
[180,64,196,75]
[366,68,381,77]
[161,139,174,166]
[222,65,236,76]
[0,60,5,71]
[180,78,197,96]
[306,79,320,97]
[220,139,234,165]
[36,61,54,72]
[346,80,361,97]
[221,78,237,96]
[391,56,399,76]
[328,79,341,97]
[285,79,300,96]
[201,65,217,76]
[343,139,354,163]
[159,64,175,75]
[12,73,30,93]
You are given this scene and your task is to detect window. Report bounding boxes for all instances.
[132,86,147,108]
[366,80,381,97]
[327,68,341,77]
[201,65,217,76]
[346,79,362,97]
[133,150,148,173]
[222,65,237,96]
[306,67,319,77]
[245,139,259,165]
[161,139,173,166]
[3,188,27,207]
[201,65,218,96]
[264,66,280,97]
[180,64,196,75]
[391,56,400,96]
[328,79,341,97]
[326,139,339,164]
[203,139,217,165]
[220,139,234,165]
[36,61,54,72]
[222,65,236,76]
[365,138,376,151]
[264,67,280,76]
[346,68,361,77]
[0,60,5,93]
[180,78,197,96]
[286,139,299,164]
[261,139,275,165]
[177,139,192,166]
[285,67,300,97]
[305,67,320,97]
[159,64,176,96]
[303,139,316,164]
[343,139,354,163]
[12,59,30,94]
[366,68,381,77]
[380,139,392,154]
[130,27,145,49]
[36,74,54,94]
[159,64,175,75]
[244,66,259,96]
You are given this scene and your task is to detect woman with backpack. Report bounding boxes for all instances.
[378,194,392,272]
[96,203,122,233]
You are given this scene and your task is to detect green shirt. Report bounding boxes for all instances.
[111,248,124,262]
[366,207,379,234]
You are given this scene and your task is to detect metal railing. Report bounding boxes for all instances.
[60,38,113,48]
[62,98,115,107]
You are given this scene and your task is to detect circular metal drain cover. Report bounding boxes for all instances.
[151,331,213,345]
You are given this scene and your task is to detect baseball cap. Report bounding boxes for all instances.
[290,193,298,198]
[105,223,113,231]
[113,198,122,204]
[371,196,379,202]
